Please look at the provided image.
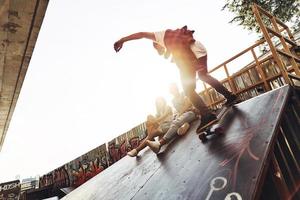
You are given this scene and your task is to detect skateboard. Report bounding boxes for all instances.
[197,104,237,142]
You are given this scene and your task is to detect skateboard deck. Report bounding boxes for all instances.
[198,126,225,142]
[196,105,234,133]
[197,105,237,142]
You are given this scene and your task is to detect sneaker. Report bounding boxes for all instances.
[127,149,138,157]
[146,140,161,154]
[177,122,190,136]
[224,94,238,106]
[198,113,217,130]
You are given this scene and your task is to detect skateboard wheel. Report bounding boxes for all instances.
[199,132,207,142]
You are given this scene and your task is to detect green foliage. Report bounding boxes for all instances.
[222,0,300,32]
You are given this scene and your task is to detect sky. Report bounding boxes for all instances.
[0,0,259,182]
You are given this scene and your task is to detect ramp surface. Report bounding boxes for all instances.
[63,86,290,200]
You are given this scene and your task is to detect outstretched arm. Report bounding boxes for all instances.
[114,32,155,52]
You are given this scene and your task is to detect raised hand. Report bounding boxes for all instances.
[114,40,124,52]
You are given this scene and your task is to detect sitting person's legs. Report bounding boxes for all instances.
[127,118,171,157]
[146,111,197,154]
[127,129,164,157]
[163,111,196,142]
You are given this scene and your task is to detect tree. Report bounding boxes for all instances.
[222,0,300,32]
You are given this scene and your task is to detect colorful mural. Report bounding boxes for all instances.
[0,180,20,200]
[39,143,108,188]
[68,143,108,187]
[107,123,147,165]
[39,122,147,189]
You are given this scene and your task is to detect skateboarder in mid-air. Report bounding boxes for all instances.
[114,26,237,130]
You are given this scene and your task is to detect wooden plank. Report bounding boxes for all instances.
[63,86,291,200]
[275,18,288,29]
[275,141,298,189]
[266,27,298,47]
[201,55,274,101]
[270,154,290,200]
[208,40,265,74]
[276,49,300,63]
[279,128,300,176]
[224,64,236,93]
[270,16,300,76]
[252,4,290,84]
[231,55,273,78]
[288,73,300,81]
[251,49,270,91]
[255,4,273,18]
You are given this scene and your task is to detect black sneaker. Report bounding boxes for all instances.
[198,113,217,131]
[224,94,238,106]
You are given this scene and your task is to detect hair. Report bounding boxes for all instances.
[155,96,167,111]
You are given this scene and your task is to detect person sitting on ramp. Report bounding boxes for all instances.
[127,97,173,157]
[146,83,198,154]
[114,25,237,131]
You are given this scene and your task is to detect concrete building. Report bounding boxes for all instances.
[0,0,49,151]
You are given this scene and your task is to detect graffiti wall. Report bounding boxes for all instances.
[39,122,147,189]
[0,180,20,200]
[107,122,147,165]
[67,143,108,187]
[39,143,108,188]
[107,137,121,165]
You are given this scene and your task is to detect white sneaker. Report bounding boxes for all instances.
[146,140,161,154]
[127,149,138,157]
[177,122,190,136]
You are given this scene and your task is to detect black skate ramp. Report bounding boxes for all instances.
[63,86,291,200]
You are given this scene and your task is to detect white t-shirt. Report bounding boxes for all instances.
[154,31,207,58]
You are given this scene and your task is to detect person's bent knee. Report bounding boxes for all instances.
[147,132,156,139]
[186,112,197,122]
[170,122,180,130]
